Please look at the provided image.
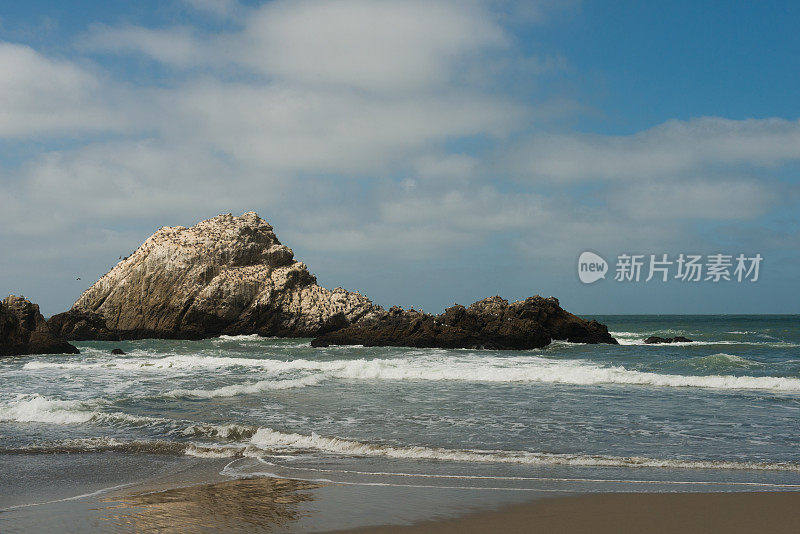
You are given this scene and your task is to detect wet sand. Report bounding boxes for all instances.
[100,477,321,533]
[332,491,800,534]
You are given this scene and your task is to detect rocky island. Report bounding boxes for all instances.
[0,295,79,356]
[45,212,617,349]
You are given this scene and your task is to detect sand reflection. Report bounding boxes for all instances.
[101,477,320,533]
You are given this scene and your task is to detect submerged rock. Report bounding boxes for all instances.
[49,212,382,340]
[311,296,618,350]
[111,348,126,355]
[0,295,80,356]
[643,336,693,344]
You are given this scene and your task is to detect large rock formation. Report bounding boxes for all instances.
[1,295,80,356]
[311,296,618,350]
[47,212,618,349]
[49,212,381,340]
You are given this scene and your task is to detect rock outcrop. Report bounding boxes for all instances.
[49,212,382,340]
[47,212,618,349]
[643,336,693,344]
[311,296,618,350]
[1,295,80,356]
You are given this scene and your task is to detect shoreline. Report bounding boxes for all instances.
[4,452,800,532]
[330,491,800,534]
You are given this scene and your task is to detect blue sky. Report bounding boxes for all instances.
[1,0,798,316]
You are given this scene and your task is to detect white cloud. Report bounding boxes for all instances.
[507,117,800,182]
[162,81,523,175]
[238,0,508,91]
[0,140,287,237]
[81,0,509,92]
[79,25,208,67]
[610,179,777,221]
[0,42,131,137]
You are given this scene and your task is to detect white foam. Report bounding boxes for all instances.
[19,351,800,394]
[0,395,98,424]
[611,331,798,347]
[247,427,800,471]
[617,339,798,347]
[184,444,243,458]
[23,353,300,372]
[165,374,325,398]
[0,395,179,427]
[125,353,800,394]
[214,334,268,341]
[210,355,800,392]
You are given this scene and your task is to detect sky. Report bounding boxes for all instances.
[1,0,799,316]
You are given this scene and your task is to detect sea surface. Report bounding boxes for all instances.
[2,315,800,529]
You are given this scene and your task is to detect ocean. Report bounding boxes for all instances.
[2,315,800,530]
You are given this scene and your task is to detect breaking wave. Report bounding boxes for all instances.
[246,427,800,472]
[20,351,800,394]
[0,395,98,424]
[0,395,258,442]
[0,394,187,427]
[164,374,326,398]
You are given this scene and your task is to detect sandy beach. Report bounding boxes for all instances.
[105,482,800,533]
[333,492,800,534]
[4,454,800,533]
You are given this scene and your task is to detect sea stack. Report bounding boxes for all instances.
[0,295,80,356]
[49,212,381,340]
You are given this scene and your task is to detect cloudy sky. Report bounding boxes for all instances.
[1,0,799,316]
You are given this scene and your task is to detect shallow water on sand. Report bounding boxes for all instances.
[2,315,800,530]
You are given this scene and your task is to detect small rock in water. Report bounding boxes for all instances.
[111,348,126,355]
[643,335,693,344]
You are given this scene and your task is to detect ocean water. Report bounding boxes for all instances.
[3,315,800,521]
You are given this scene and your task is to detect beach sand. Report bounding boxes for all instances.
[5,457,800,533]
[332,491,800,534]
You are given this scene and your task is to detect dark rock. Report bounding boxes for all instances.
[643,335,693,344]
[111,348,126,355]
[311,295,618,350]
[1,295,80,357]
[48,310,120,341]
